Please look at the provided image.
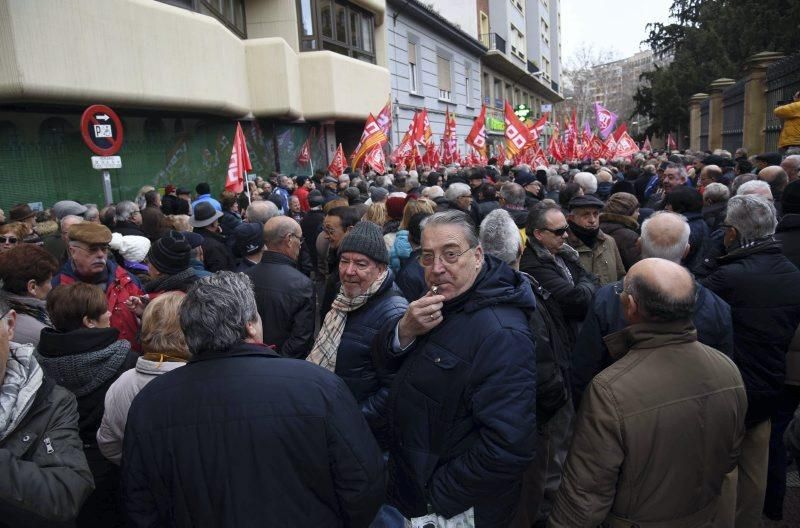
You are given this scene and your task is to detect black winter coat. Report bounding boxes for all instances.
[160,195,189,216]
[383,256,537,527]
[701,239,800,427]
[520,240,599,350]
[335,272,408,445]
[122,342,385,528]
[702,202,727,232]
[301,209,325,268]
[112,221,146,238]
[571,280,734,404]
[246,251,315,359]
[396,249,427,301]
[194,227,235,273]
[683,210,710,275]
[776,213,800,269]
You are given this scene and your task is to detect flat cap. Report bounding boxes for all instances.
[68,222,112,245]
[568,194,605,210]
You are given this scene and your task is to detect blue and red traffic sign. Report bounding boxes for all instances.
[81,104,124,156]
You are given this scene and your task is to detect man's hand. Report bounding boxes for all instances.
[397,290,446,348]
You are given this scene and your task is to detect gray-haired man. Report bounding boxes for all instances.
[122,272,384,527]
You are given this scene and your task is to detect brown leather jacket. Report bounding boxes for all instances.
[549,321,747,528]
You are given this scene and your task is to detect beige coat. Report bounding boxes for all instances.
[549,321,747,528]
[568,229,626,286]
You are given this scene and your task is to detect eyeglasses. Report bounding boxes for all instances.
[339,256,372,271]
[419,246,475,267]
[71,244,109,254]
[288,233,305,244]
[719,223,736,231]
[0,236,18,244]
[613,282,629,296]
[540,225,570,237]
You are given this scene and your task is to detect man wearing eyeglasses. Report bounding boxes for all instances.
[52,223,144,350]
[246,216,315,360]
[521,202,599,352]
[0,291,95,525]
[380,210,537,527]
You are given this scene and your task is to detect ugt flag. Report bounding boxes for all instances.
[225,122,252,193]
[594,102,618,139]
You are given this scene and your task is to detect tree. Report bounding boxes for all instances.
[635,0,800,142]
[561,45,619,127]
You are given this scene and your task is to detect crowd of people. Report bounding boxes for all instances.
[2,145,800,528]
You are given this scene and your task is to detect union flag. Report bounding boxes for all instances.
[466,105,487,153]
[351,114,388,170]
[327,143,346,177]
[504,101,533,156]
[224,122,252,194]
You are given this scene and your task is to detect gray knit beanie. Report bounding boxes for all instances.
[338,221,389,264]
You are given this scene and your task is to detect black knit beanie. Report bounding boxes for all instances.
[149,230,191,275]
[338,221,389,264]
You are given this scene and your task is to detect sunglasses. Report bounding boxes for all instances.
[0,236,18,244]
[541,226,569,237]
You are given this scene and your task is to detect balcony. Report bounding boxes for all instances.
[527,60,539,74]
[480,33,506,54]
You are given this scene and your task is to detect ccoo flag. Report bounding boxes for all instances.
[594,102,618,139]
[466,105,487,153]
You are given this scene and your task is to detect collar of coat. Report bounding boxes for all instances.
[528,237,580,264]
[190,341,280,363]
[603,320,698,360]
[600,212,639,231]
[567,228,608,249]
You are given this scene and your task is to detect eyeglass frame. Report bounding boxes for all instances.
[419,246,476,267]
[69,242,110,255]
[287,233,305,245]
[0,236,19,244]
[539,225,570,237]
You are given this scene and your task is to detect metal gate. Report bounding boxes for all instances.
[721,79,745,153]
[766,53,800,151]
[699,99,710,152]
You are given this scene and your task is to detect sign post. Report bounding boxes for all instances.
[81,104,124,205]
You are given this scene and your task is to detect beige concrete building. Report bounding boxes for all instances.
[0,0,391,206]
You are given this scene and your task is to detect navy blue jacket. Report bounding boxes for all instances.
[683,210,710,275]
[396,249,427,301]
[335,272,408,445]
[571,279,734,404]
[122,342,384,528]
[383,256,537,527]
[701,239,800,427]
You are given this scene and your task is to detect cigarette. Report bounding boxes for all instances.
[431,285,439,294]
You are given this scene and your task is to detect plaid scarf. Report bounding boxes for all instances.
[307,268,389,372]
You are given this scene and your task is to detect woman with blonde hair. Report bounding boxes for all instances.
[363,202,388,227]
[386,199,435,273]
[97,292,190,465]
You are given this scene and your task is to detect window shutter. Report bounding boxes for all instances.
[437,56,451,91]
[408,42,416,64]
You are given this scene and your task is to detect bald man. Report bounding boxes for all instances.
[245,216,315,359]
[781,155,800,182]
[550,258,746,528]
[759,165,789,216]
[571,211,733,403]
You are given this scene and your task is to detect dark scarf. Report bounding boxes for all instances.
[7,296,51,326]
[569,221,600,249]
[144,267,198,293]
[36,327,131,397]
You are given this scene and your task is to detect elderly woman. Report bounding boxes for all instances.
[36,283,137,527]
[599,192,641,269]
[0,245,58,345]
[112,200,146,237]
[97,292,189,464]
[0,222,25,252]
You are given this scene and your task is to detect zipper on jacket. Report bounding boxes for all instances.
[43,437,54,454]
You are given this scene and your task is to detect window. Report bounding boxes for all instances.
[505,83,512,104]
[540,18,550,46]
[542,56,551,80]
[465,63,473,106]
[479,12,490,47]
[482,72,490,105]
[437,56,452,100]
[409,41,419,93]
[493,78,502,107]
[511,0,524,14]
[297,0,376,63]
[159,0,246,37]
[510,25,525,60]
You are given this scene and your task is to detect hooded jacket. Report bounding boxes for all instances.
[383,256,537,527]
[775,100,800,148]
[599,213,641,270]
[550,321,747,528]
[701,238,800,427]
[122,342,385,528]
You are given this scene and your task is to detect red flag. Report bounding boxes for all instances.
[225,123,252,193]
[602,134,618,159]
[588,135,604,159]
[504,101,533,156]
[351,114,388,170]
[642,136,652,151]
[667,133,677,151]
[612,123,628,142]
[466,105,487,153]
[375,98,392,138]
[496,144,507,166]
[424,140,441,168]
[297,136,311,165]
[614,131,640,158]
[328,143,346,177]
[528,114,548,142]
[413,109,432,145]
[364,144,386,174]
[547,124,564,162]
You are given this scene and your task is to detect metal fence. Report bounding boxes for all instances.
[765,53,800,151]
[721,78,745,152]
[699,99,710,152]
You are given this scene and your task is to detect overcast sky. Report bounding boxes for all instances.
[560,0,674,65]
